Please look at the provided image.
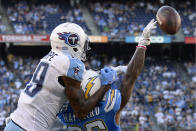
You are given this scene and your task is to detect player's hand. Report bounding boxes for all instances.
[100,67,117,86]
[110,65,127,75]
[139,19,157,46]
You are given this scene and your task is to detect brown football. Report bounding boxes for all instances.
[156,6,181,35]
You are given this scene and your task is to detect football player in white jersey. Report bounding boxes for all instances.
[4,23,117,131]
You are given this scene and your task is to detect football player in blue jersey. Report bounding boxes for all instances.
[57,19,157,130]
[4,23,117,131]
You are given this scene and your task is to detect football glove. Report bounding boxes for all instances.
[138,19,157,46]
[110,65,127,75]
[100,67,117,86]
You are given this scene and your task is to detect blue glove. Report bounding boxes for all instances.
[100,67,117,86]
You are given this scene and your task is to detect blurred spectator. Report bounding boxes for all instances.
[3,0,195,36]
[6,1,91,34]
[155,110,165,125]
[184,62,196,83]
[90,1,162,38]
[0,16,7,34]
[90,1,195,37]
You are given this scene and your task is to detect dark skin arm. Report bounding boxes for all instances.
[60,76,110,119]
[115,48,146,124]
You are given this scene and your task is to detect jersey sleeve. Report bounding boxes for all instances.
[65,57,85,82]
[43,51,85,82]
[103,89,121,113]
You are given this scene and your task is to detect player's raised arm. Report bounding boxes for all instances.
[59,67,117,119]
[119,19,157,111]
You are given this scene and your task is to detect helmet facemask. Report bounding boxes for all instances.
[77,37,90,61]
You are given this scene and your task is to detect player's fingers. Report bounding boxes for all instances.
[151,19,155,23]
[151,25,157,29]
[152,21,157,26]
[149,21,157,29]
[153,26,157,29]
[148,19,155,26]
[153,20,157,24]
[102,67,110,73]
[146,19,155,30]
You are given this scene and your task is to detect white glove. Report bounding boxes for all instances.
[110,66,127,75]
[138,19,157,46]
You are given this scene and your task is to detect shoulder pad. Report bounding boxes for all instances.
[67,57,85,82]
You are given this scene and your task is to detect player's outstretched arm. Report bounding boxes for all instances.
[115,19,157,123]
[120,19,157,111]
[120,48,145,110]
[61,67,117,119]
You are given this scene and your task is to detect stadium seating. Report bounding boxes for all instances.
[2,1,195,37]
[90,1,195,38]
[6,1,91,35]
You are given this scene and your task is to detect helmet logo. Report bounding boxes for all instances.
[57,32,79,47]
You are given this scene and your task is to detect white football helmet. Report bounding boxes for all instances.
[81,70,101,99]
[81,67,126,99]
[50,22,90,61]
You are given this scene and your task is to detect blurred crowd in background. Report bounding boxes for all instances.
[0,16,7,34]
[5,1,90,35]
[90,1,195,38]
[0,54,195,130]
[0,0,195,37]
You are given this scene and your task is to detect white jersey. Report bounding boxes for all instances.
[10,50,85,131]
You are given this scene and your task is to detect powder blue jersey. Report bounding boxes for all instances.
[58,89,122,131]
